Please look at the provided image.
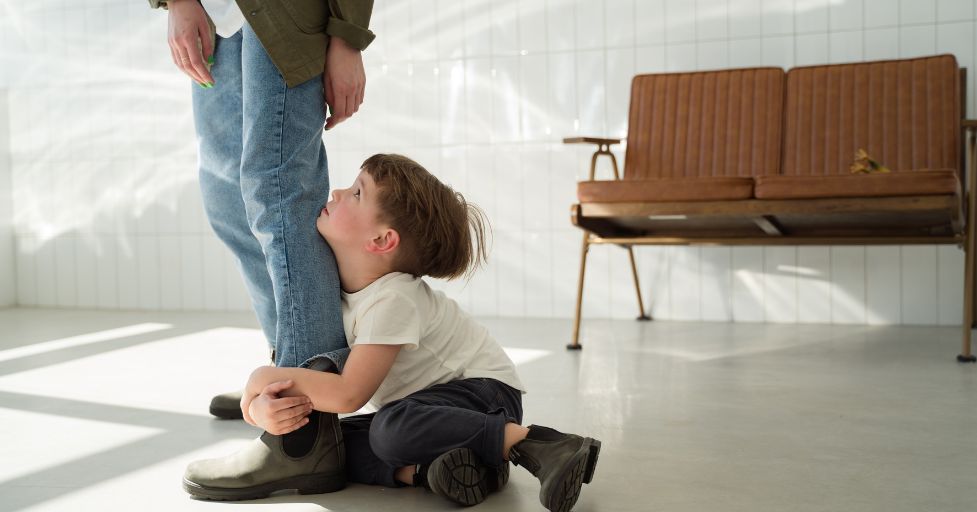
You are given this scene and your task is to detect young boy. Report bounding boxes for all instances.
[183,154,601,512]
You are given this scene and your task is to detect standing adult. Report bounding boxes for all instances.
[150,0,371,406]
[148,0,373,497]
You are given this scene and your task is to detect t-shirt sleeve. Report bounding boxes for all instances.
[351,290,421,350]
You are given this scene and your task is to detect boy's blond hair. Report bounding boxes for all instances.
[361,154,488,280]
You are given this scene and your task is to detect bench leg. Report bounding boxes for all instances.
[961,130,977,363]
[957,233,977,363]
[627,247,651,321]
[961,229,975,362]
[569,232,590,350]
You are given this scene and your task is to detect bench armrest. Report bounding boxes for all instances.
[563,137,622,145]
[563,137,623,181]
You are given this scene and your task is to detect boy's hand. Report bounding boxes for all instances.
[240,392,258,427]
[247,380,314,435]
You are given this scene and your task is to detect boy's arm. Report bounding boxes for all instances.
[245,343,402,414]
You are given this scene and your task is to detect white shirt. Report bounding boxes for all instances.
[200,0,245,38]
[343,273,526,409]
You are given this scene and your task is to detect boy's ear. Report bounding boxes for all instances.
[367,228,400,255]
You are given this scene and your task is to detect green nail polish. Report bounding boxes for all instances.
[207,55,215,65]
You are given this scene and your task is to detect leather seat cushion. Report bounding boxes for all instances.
[578,177,755,203]
[754,169,960,199]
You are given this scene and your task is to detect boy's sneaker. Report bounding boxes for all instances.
[508,425,601,512]
[418,448,509,506]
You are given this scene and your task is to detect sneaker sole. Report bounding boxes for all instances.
[428,448,503,506]
[182,471,346,501]
[543,438,601,512]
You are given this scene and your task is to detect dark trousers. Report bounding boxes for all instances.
[341,378,523,487]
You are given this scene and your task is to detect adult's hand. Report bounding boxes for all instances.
[167,0,214,86]
[323,37,365,130]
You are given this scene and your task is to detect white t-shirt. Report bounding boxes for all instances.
[343,272,526,409]
[200,0,245,38]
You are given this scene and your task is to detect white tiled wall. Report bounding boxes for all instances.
[1,0,974,326]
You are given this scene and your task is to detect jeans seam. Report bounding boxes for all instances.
[275,79,294,366]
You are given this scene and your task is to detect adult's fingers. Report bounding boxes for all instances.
[354,85,364,114]
[325,90,352,130]
[174,46,204,84]
[198,20,214,69]
[168,23,204,83]
[169,45,179,70]
[169,44,192,81]
[338,94,352,121]
[183,30,213,85]
[323,76,336,128]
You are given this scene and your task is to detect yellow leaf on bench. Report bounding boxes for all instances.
[849,148,891,174]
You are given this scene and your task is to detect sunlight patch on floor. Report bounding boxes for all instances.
[502,347,550,366]
[0,323,173,362]
[0,327,268,416]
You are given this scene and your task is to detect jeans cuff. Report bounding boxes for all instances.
[300,346,351,374]
[482,409,509,468]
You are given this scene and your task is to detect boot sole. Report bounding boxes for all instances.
[543,438,601,512]
[428,448,507,506]
[183,471,346,501]
[583,440,600,484]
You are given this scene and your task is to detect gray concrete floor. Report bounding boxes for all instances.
[0,308,974,512]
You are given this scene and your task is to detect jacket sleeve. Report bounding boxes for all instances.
[326,0,376,51]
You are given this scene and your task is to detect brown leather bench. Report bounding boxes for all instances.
[567,54,976,362]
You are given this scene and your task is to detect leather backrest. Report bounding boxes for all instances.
[625,67,785,179]
[783,54,961,176]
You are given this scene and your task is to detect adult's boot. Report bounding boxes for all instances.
[415,447,510,506]
[208,349,276,420]
[508,425,601,512]
[184,357,345,500]
[183,410,345,500]
[209,390,244,420]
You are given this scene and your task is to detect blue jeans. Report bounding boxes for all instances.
[191,23,348,369]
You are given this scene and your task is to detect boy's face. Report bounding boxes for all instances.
[316,169,386,251]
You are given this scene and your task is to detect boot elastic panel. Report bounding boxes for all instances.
[508,445,540,475]
[525,424,566,441]
[282,411,320,458]
[509,424,561,474]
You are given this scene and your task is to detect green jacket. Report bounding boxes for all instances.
[149,0,375,87]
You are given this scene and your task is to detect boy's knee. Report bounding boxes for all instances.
[368,401,419,464]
